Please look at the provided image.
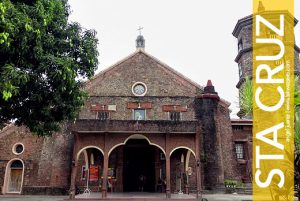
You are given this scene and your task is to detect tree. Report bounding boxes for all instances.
[0,0,99,135]
[238,76,252,118]
[239,76,300,200]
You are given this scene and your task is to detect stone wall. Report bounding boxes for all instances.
[215,104,241,181]
[0,125,73,195]
[79,96,195,121]
[84,51,201,97]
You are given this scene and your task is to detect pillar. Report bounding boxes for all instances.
[194,80,223,189]
[102,153,108,198]
[165,133,171,198]
[166,156,171,198]
[69,133,78,200]
[195,128,201,199]
[102,133,109,198]
[69,161,78,200]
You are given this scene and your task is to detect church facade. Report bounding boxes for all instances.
[0,16,259,199]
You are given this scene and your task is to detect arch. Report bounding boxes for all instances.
[2,158,25,194]
[169,146,196,157]
[108,134,166,156]
[76,146,104,160]
[83,150,89,169]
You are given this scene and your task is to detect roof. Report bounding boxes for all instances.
[84,49,231,106]
[231,118,253,125]
[232,10,298,38]
[84,49,203,90]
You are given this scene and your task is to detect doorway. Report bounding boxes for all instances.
[3,159,24,194]
[123,139,155,192]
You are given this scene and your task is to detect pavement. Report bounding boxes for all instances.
[0,194,253,201]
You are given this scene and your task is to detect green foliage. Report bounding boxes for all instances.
[0,0,99,135]
[224,179,237,188]
[239,77,253,117]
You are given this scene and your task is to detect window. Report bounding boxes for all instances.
[132,82,147,96]
[238,40,243,52]
[235,143,244,159]
[134,109,146,120]
[233,125,243,130]
[169,111,181,121]
[12,143,24,155]
[238,63,242,78]
[98,111,109,120]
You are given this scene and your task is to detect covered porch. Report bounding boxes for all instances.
[69,120,202,200]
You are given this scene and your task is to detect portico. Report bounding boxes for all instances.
[69,120,201,200]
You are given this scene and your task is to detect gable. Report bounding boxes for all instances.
[84,50,203,97]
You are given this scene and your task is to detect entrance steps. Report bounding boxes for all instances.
[68,192,198,201]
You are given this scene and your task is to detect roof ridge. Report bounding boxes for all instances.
[84,50,141,90]
[140,50,204,90]
[84,49,231,106]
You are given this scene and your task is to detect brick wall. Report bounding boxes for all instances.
[215,104,241,181]
[0,125,73,195]
[84,52,201,97]
[79,96,195,121]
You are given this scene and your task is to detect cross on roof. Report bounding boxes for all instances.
[137,26,143,35]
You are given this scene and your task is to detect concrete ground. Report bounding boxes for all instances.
[0,194,253,201]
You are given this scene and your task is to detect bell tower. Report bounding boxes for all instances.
[232,2,300,117]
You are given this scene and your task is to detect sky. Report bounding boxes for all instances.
[68,0,300,117]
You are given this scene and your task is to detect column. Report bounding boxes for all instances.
[166,156,171,198]
[102,153,108,198]
[102,133,109,198]
[69,133,78,200]
[69,161,78,200]
[165,133,171,198]
[195,129,201,200]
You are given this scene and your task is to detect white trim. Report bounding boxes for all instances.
[169,146,196,157]
[108,134,166,156]
[2,158,25,194]
[76,146,104,160]
[132,82,147,97]
[12,143,24,155]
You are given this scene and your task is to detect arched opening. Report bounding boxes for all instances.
[108,138,166,193]
[170,148,197,194]
[3,159,24,194]
[75,147,104,193]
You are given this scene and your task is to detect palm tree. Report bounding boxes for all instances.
[294,75,300,200]
[239,75,300,200]
[238,77,253,118]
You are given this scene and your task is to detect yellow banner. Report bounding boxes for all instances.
[253,1,294,201]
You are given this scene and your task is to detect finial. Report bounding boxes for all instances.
[258,1,265,12]
[206,80,213,87]
[137,26,143,35]
[136,26,145,50]
[204,79,217,94]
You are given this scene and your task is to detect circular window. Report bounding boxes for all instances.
[132,82,147,96]
[12,143,24,155]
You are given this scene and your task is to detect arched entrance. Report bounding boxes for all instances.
[123,139,156,192]
[170,147,197,194]
[76,146,104,192]
[3,159,24,194]
[108,136,166,193]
